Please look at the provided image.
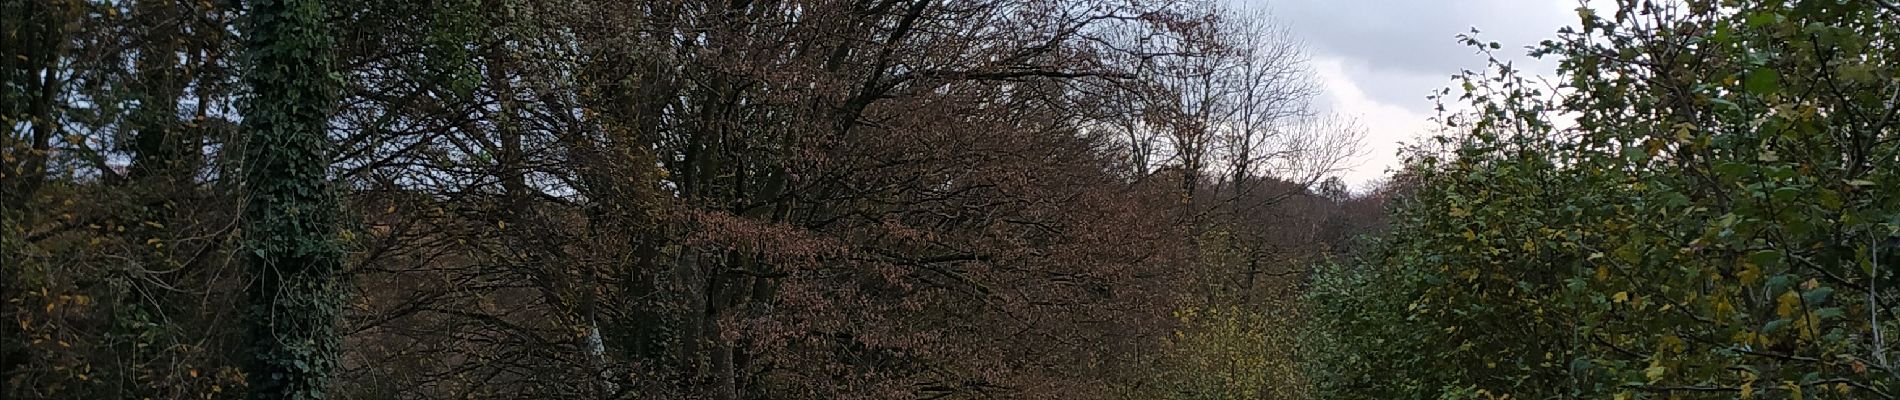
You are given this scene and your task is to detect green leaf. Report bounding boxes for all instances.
[1569,357,1593,374]
[1802,287,1834,304]
[1767,274,1794,293]
[1745,69,1780,94]
[1748,250,1784,269]
[1815,307,1845,320]
[1763,319,1790,333]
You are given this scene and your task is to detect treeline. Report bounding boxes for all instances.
[1310,1,1900,399]
[2,0,1380,399]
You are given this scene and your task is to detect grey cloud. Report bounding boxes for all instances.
[1251,0,1581,111]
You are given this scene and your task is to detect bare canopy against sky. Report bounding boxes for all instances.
[1253,0,1603,187]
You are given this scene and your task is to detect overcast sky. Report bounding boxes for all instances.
[1244,0,1597,187]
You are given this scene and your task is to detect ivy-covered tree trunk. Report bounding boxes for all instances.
[238,0,344,399]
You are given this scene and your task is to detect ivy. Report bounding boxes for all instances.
[238,0,346,399]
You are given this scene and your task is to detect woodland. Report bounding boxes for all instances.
[2,0,1897,399]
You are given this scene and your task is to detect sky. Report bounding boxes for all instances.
[1245,0,1598,187]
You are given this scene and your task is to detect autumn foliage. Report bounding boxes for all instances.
[3,0,1373,399]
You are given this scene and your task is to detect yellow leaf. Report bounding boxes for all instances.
[1612,291,1629,303]
[1644,365,1666,382]
[1777,290,1801,318]
[1739,262,1761,285]
[1660,335,1684,353]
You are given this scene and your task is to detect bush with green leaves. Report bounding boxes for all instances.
[1308,1,1900,399]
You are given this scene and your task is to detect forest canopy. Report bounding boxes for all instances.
[5,0,1367,398]
[3,0,1897,399]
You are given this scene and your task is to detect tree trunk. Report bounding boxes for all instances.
[237,0,345,398]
